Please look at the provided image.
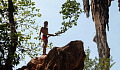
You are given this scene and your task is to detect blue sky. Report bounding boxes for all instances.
[15,0,120,70]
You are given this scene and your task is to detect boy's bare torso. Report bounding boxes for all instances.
[41,27,48,36]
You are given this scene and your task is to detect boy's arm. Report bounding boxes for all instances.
[47,34,55,38]
[48,34,55,36]
[39,27,42,40]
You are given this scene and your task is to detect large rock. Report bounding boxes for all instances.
[17,40,86,70]
[17,55,47,70]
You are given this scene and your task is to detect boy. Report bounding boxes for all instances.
[39,21,55,55]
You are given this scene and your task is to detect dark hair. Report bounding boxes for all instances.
[44,21,48,25]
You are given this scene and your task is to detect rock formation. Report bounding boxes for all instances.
[17,40,86,70]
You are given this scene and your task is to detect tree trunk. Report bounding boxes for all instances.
[91,0,110,70]
[83,0,111,70]
[93,12,110,70]
[5,0,18,70]
[118,0,120,11]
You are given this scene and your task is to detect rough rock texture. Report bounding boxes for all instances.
[17,55,47,70]
[17,40,86,70]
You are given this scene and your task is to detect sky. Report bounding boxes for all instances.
[15,0,120,70]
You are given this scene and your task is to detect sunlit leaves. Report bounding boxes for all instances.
[32,7,35,11]
[0,6,4,9]
[38,13,41,17]
[60,0,80,17]
[55,0,83,36]
[84,48,115,70]
[49,42,53,49]
[0,0,41,66]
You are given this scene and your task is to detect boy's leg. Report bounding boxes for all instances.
[42,43,45,54]
[43,39,47,55]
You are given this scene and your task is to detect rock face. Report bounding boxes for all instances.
[17,40,86,70]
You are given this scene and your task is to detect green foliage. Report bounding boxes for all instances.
[84,48,116,70]
[55,0,83,35]
[0,0,41,67]
[48,42,53,49]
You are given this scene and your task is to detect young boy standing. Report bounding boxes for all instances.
[39,21,55,55]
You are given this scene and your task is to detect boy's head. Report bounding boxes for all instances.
[44,21,48,28]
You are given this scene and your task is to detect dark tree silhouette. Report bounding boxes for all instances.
[0,0,41,70]
[5,0,18,70]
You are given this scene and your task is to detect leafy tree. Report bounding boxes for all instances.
[58,0,119,70]
[55,0,83,35]
[84,48,115,70]
[0,0,41,69]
